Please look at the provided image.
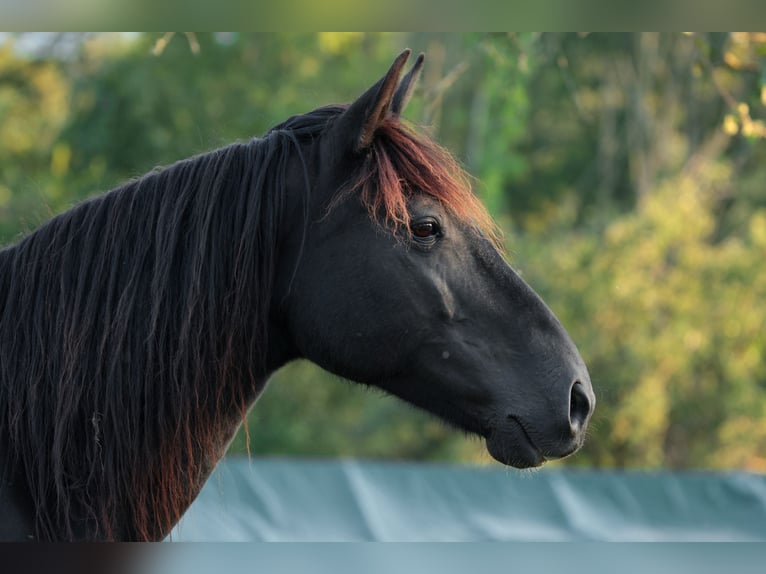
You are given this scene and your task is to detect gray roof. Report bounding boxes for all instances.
[170,457,766,541]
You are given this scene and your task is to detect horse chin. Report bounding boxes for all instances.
[484,421,547,469]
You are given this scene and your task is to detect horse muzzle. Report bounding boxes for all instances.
[485,377,595,469]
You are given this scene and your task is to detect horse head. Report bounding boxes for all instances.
[279,50,595,468]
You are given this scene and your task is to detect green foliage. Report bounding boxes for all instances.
[229,361,482,463]
[516,160,766,471]
[2,33,766,470]
[0,41,69,241]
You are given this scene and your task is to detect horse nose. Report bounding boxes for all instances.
[569,380,594,435]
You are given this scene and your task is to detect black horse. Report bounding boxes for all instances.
[0,50,594,541]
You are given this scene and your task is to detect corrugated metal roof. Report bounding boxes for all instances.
[170,458,766,541]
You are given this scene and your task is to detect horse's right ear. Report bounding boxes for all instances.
[334,49,411,154]
[391,53,424,116]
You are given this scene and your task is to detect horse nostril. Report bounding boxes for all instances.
[569,381,591,432]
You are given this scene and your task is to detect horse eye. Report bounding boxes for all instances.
[411,220,440,239]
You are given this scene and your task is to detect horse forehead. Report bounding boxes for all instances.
[407,193,444,211]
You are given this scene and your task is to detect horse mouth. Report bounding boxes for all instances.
[484,417,546,469]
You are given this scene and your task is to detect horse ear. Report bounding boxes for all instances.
[336,49,411,153]
[391,53,425,116]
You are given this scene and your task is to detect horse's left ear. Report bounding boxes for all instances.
[335,49,412,153]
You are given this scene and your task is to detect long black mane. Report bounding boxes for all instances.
[0,107,335,540]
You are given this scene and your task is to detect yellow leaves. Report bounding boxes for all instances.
[0,43,68,156]
[726,33,766,65]
[715,33,766,139]
[604,219,631,246]
[738,104,766,138]
[317,33,364,55]
[721,107,766,138]
[50,142,71,178]
[683,329,705,353]
[741,344,762,374]
[723,114,739,135]
[749,210,766,247]
[528,156,766,468]
[298,56,320,79]
[723,50,743,70]
[717,413,766,471]
[611,372,669,467]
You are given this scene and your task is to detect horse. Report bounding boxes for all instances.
[0,50,595,541]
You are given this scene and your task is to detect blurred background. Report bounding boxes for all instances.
[1,32,765,473]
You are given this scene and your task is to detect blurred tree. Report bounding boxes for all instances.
[0,39,68,241]
[511,33,766,471]
[519,156,766,471]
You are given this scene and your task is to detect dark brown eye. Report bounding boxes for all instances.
[411,220,440,239]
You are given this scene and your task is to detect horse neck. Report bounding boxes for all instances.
[0,139,303,540]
